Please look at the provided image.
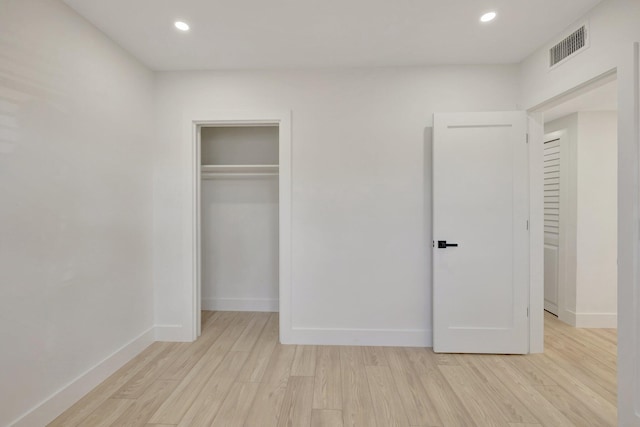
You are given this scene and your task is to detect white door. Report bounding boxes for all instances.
[543,133,562,316]
[433,112,529,354]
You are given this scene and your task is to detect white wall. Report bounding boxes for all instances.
[519,1,640,422]
[0,1,155,425]
[575,111,618,326]
[545,112,617,327]
[201,127,279,312]
[153,66,520,345]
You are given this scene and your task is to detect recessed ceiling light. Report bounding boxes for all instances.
[480,12,497,23]
[174,21,190,31]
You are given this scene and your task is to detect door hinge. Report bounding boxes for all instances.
[527,307,530,317]
[526,220,529,230]
[526,133,529,144]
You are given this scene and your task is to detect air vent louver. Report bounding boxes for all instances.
[549,24,588,68]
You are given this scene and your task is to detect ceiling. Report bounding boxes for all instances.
[544,80,617,123]
[63,0,601,71]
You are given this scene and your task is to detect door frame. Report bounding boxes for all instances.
[187,111,292,343]
[433,112,531,354]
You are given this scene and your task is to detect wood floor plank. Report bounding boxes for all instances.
[176,351,250,427]
[149,312,253,424]
[533,384,616,427]
[545,345,617,403]
[243,379,289,427]
[402,348,437,373]
[544,320,617,368]
[434,353,459,366]
[231,312,270,352]
[262,344,297,384]
[236,313,279,382]
[110,379,179,427]
[384,347,441,426]
[276,376,315,427]
[362,347,387,366]
[365,366,410,427]
[502,356,557,387]
[471,356,574,427]
[201,310,215,324]
[47,342,169,427]
[159,311,238,381]
[544,317,617,356]
[523,355,617,424]
[533,347,617,404]
[209,382,260,427]
[77,399,135,427]
[112,343,184,399]
[313,346,343,410]
[438,364,510,427]
[416,366,475,427]
[243,344,297,427]
[52,312,618,427]
[291,345,317,376]
[311,409,344,427]
[339,346,378,427]
[456,354,538,424]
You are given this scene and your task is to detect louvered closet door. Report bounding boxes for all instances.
[543,135,561,315]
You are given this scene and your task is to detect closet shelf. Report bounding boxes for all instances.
[201,164,279,179]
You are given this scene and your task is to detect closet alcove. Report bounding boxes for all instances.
[200,125,280,313]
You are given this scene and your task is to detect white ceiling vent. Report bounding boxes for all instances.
[549,23,589,69]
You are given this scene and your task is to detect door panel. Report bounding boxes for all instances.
[544,245,559,314]
[543,135,562,316]
[433,112,529,354]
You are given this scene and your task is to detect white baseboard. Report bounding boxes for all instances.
[568,310,617,328]
[10,327,155,427]
[154,324,190,342]
[286,327,432,347]
[202,297,279,312]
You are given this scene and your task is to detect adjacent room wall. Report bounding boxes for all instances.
[0,1,155,425]
[153,65,520,345]
[545,112,618,328]
[575,111,618,326]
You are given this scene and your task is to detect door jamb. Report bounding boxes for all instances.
[189,112,292,343]
[527,68,618,354]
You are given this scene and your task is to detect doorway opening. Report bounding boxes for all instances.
[538,73,618,329]
[200,125,280,323]
[190,113,292,342]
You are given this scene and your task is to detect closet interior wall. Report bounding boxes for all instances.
[200,126,280,312]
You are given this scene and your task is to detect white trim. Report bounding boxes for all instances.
[202,297,279,312]
[528,113,545,353]
[566,310,618,329]
[154,325,190,342]
[185,110,293,344]
[527,69,620,354]
[289,327,432,347]
[9,327,154,427]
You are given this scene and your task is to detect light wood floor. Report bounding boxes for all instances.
[49,311,617,427]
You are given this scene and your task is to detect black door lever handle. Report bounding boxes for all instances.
[437,240,458,248]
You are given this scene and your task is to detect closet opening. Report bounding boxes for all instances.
[191,114,292,342]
